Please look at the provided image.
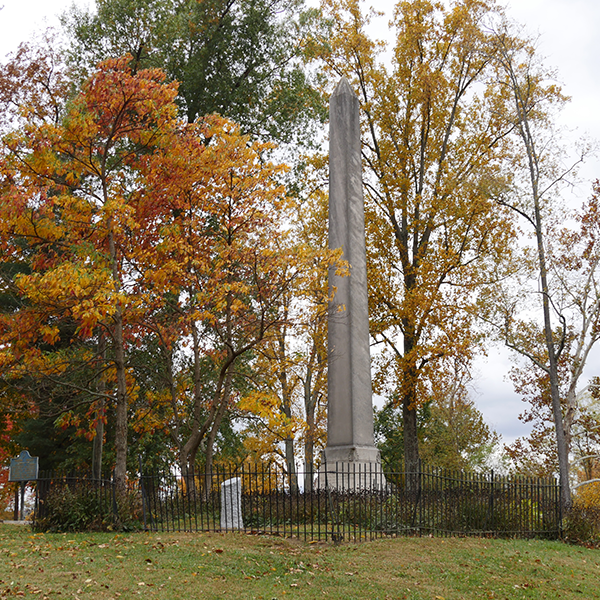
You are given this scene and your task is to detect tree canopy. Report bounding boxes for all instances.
[63,0,327,144]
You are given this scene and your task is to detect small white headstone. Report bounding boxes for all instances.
[220,477,243,530]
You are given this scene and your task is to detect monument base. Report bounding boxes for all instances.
[315,446,387,491]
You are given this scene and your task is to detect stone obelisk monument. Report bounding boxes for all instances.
[317,78,384,490]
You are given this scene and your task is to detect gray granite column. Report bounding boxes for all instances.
[317,78,384,490]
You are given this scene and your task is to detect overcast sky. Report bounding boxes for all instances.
[1,0,599,446]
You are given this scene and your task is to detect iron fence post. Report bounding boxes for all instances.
[489,469,495,533]
[111,470,118,528]
[138,456,148,531]
[558,478,563,538]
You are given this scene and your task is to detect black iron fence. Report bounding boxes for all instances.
[33,463,562,541]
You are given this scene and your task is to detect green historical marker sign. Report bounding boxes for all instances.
[9,450,39,482]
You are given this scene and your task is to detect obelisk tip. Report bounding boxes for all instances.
[332,77,356,98]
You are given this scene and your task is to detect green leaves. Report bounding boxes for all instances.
[64,0,326,145]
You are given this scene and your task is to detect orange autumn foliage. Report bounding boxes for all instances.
[1,47,319,483]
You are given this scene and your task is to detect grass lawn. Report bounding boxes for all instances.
[1,524,599,599]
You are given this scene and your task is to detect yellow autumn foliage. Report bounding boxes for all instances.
[575,481,600,510]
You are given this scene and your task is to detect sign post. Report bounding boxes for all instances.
[8,451,39,521]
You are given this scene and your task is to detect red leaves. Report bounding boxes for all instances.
[72,55,179,167]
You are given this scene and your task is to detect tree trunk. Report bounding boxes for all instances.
[402,401,420,473]
[179,323,224,480]
[275,317,298,493]
[284,437,298,494]
[403,398,420,493]
[522,80,571,510]
[203,367,234,499]
[304,375,316,493]
[303,348,325,492]
[112,308,128,491]
[535,216,571,509]
[92,335,106,480]
[401,327,421,487]
[92,418,104,480]
[304,428,315,492]
[108,230,128,491]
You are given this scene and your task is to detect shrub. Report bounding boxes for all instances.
[562,504,600,547]
[563,482,600,547]
[34,479,142,532]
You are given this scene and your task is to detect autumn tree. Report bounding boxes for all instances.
[54,0,330,480]
[313,0,516,475]
[0,53,180,489]
[238,188,331,490]
[293,177,331,489]
[496,185,600,502]
[0,39,95,473]
[130,114,316,482]
[0,34,71,135]
[0,34,325,488]
[503,347,600,484]
[485,26,595,507]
